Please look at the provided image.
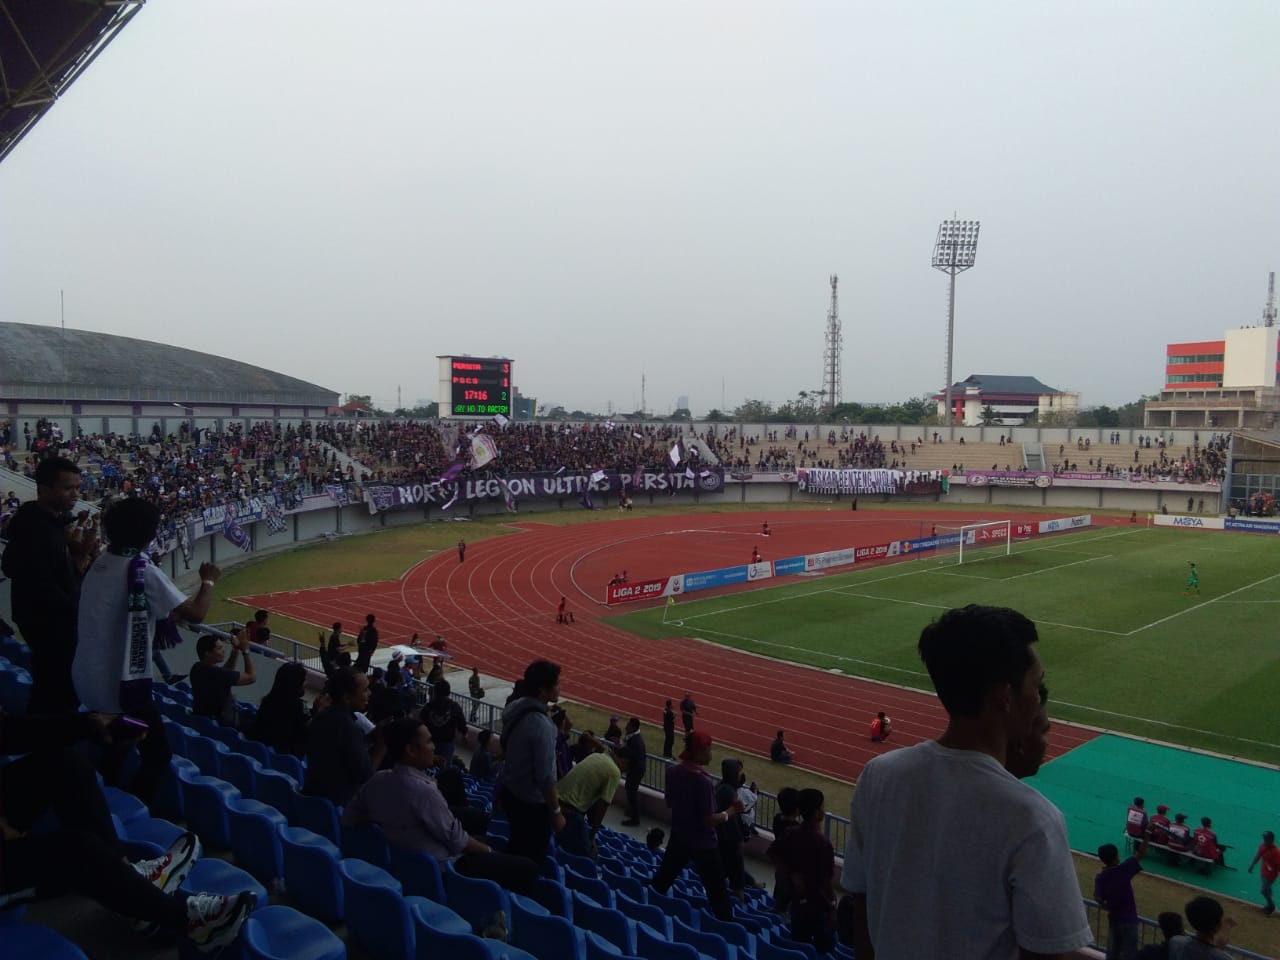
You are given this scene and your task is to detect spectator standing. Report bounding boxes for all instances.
[468,666,485,722]
[714,758,748,905]
[341,718,537,895]
[552,707,573,778]
[353,613,379,673]
[661,699,676,758]
[604,715,622,746]
[1,457,94,713]
[499,660,565,861]
[770,729,793,764]
[620,717,647,826]
[770,788,836,953]
[841,604,1091,960]
[457,539,466,563]
[770,787,802,914]
[469,729,500,783]
[1136,913,1185,960]
[242,610,269,647]
[650,730,740,921]
[190,632,256,727]
[303,668,384,807]
[1095,835,1150,960]
[1168,896,1236,959]
[420,679,467,764]
[680,691,697,734]
[1247,830,1279,915]
[74,498,218,801]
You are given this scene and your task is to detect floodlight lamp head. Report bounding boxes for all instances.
[931,218,981,273]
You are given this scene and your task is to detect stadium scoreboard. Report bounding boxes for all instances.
[437,356,514,418]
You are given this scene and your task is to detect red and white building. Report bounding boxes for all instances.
[1146,327,1280,428]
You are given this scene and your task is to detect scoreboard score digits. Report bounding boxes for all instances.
[437,356,514,418]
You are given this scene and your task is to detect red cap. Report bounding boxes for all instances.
[680,730,712,761]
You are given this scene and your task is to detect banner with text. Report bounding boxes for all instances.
[796,468,945,496]
[365,468,726,515]
[962,471,1053,488]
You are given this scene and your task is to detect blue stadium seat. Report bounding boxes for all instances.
[0,670,32,714]
[573,890,638,954]
[291,792,340,844]
[563,865,613,908]
[237,737,273,767]
[185,713,221,738]
[554,845,598,877]
[531,876,572,918]
[182,775,240,850]
[389,846,446,903]
[210,724,248,755]
[102,785,149,825]
[227,797,288,887]
[278,825,344,923]
[340,821,391,870]
[220,752,264,801]
[123,816,187,853]
[0,922,89,960]
[601,863,648,905]
[584,932,640,960]
[615,890,671,939]
[242,905,346,960]
[764,935,819,960]
[186,734,231,778]
[178,857,267,909]
[672,916,734,960]
[753,939,809,960]
[339,859,416,960]
[635,923,701,960]
[698,910,755,956]
[162,720,191,755]
[255,768,299,821]
[269,752,305,784]
[153,762,186,821]
[443,865,512,937]
[509,897,585,960]
[646,888,696,926]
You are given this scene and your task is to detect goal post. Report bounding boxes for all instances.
[934,520,1013,565]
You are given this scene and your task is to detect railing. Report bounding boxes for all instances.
[1083,900,1272,960]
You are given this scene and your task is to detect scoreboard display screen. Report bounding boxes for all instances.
[438,356,513,417]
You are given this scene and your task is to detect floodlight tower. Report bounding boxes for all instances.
[932,219,981,431]
[1264,271,1276,328]
[822,274,842,414]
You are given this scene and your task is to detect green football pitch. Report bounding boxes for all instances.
[615,526,1280,766]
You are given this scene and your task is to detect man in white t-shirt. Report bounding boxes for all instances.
[74,498,220,801]
[841,604,1091,960]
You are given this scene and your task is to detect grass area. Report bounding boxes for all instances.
[614,525,1280,766]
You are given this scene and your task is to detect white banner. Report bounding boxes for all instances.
[1152,514,1226,530]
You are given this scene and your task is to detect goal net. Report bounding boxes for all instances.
[934,520,1013,565]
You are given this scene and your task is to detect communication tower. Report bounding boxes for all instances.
[1264,271,1276,328]
[821,274,842,414]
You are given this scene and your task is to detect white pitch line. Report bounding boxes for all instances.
[832,592,951,612]
[1123,568,1280,636]
[693,625,931,678]
[1053,699,1280,752]
[999,554,1110,581]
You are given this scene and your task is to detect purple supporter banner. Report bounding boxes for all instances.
[963,471,1053,488]
[363,468,725,514]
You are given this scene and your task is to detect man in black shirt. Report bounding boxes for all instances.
[662,699,676,758]
[353,613,379,673]
[190,632,256,727]
[303,668,385,806]
[1,458,95,713]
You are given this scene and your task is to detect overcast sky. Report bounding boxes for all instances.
[2,1,1277,415]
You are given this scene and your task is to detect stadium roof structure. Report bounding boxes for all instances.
[0,0,145,165]
[939,374,1062,398]
[0,322,339,406]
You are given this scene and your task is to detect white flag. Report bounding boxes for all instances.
[668,442,681,467]
[493,413,510,428]
[590,469,606,483]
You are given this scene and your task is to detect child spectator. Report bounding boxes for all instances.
[769,788,836,953]
[1168,896,1236,959]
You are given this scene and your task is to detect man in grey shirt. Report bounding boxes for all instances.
[842,605,1092,960]
[499,659,565,860]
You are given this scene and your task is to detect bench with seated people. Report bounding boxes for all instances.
[1123,799,1231,874]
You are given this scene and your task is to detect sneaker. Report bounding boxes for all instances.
[132,832,202,894]
[185,891,256,952]
[130,832,202,935]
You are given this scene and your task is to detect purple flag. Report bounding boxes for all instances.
[222,513,251,552]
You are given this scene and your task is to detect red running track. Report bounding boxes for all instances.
[239,509,1102,784]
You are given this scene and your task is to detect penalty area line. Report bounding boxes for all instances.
[692,625,930,679]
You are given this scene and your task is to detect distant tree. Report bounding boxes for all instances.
[671,408,693,421]
[980,405,999,426]
[344,393,374,407]
[733,399,774,422]
[393,403,438,419]
[900,396,936,423]
[568,410,593,420]
[1116,396,1154,428]
[704,408,732,422]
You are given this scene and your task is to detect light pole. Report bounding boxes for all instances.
[932,219,980,434]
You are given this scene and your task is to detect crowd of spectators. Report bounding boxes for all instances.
[1049,433,1231,483]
